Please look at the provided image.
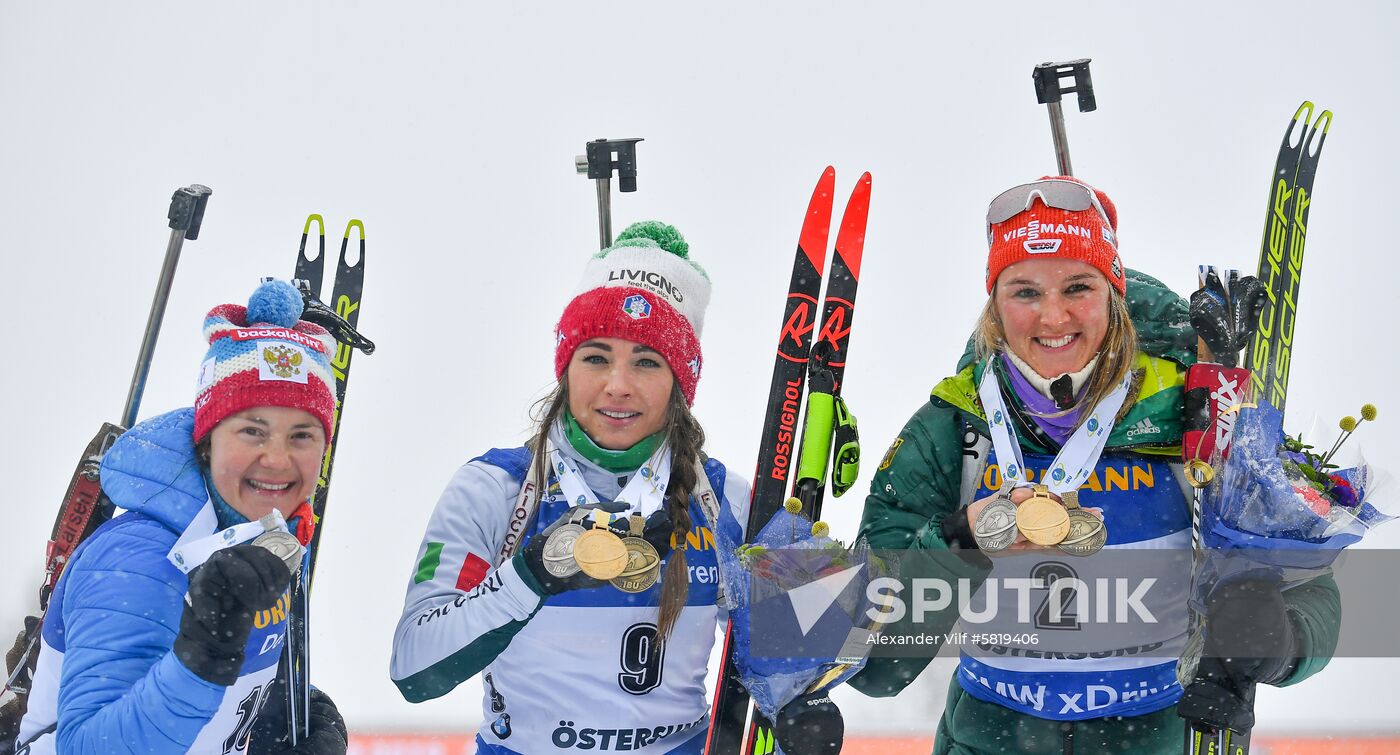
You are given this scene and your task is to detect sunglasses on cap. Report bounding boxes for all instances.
[986,179,1115,243]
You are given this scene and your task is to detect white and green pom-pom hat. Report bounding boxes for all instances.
[554,221,711,403]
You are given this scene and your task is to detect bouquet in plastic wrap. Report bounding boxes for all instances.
[713,502,892,722]
[1200,402,1394,566]
[1181,400,1397,694]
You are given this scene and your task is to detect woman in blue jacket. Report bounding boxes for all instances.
[15,280,347,754]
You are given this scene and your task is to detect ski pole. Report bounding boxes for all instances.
[574,138,643,249]
[121,185,213,428]
[6,185,212,702]
[1031,59,1096,177]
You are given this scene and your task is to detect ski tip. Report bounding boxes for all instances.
[1284,102,1315,151]
[1301,109,1333,158]
[1315,109,1334,135]
[834,173,872,277]
[303,214,325,236]
[343,219,365,240]
[814,166,836,202]
[798,169,838,272]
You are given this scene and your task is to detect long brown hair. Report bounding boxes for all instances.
[528,380,704,640]
[974,284,1141,420]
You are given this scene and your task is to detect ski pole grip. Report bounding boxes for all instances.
[1032,59,1096,112]
[168,184,213,240]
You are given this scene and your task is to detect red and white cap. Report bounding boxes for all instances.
[554,221,711,404]
[985,176,1124,294]
[194,280,337,442]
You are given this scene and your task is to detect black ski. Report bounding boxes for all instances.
[704,169,834,755]
[743,173,870,755]
[280,216,373,742]
[706,169,872,755]
[1184,102,1331,755]
[1248,103,1331,413]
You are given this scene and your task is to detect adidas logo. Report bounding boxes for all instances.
[1126,418,1162,439]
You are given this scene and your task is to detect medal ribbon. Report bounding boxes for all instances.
[496,452,715,568]
[167,509,291,574]
[978,362,1132,495]
[549,440,673,518]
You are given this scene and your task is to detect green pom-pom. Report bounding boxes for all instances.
[1340,416,1358,433]
[1361,404,1378,422]
[613,220,689,258]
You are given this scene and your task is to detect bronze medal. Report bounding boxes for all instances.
[610,513,662,593]
[1056,509,1107,556]
[1016,485,1071,545]
[610,538,662,593]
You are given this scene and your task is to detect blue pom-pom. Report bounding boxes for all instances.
[246,280,304,327]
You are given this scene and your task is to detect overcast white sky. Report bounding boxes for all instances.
[3,0,1397,738]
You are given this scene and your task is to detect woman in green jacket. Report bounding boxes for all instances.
[848,177,1340,753]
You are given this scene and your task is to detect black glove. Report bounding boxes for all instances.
[638,507,675,560]
[249,680,348,755]
[515,502,637,595]
[1177,578,1299,731]
[774,691,844,755]
[174,544,291,686]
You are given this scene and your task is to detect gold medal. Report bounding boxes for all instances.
[1016,485,1071,545]
[573,511,628,580]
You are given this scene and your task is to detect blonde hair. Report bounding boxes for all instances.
[974,285,1140,420]
[529,381,702,640]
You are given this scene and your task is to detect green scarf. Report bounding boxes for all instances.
[562,409,664,473]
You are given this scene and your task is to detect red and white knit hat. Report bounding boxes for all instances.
[985,176,1125,294]
[554,221,711,404]
[193,280,338,442]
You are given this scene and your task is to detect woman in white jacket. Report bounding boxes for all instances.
[391,222,750,755]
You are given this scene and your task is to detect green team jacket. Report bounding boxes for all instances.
[847,270,1341,753]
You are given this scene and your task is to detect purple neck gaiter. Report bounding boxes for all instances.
[1000,354,1086,447]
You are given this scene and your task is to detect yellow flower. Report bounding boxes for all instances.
[1340,416,1358,433]
[1361,404,1379,422]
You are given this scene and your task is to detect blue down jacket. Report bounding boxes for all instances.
[17,408,292,754]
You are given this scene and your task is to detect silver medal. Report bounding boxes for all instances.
[251,529,304,579]
[973,494,1018,553]
[542,522,586,578]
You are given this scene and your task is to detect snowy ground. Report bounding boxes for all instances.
[3,0,1399,742]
